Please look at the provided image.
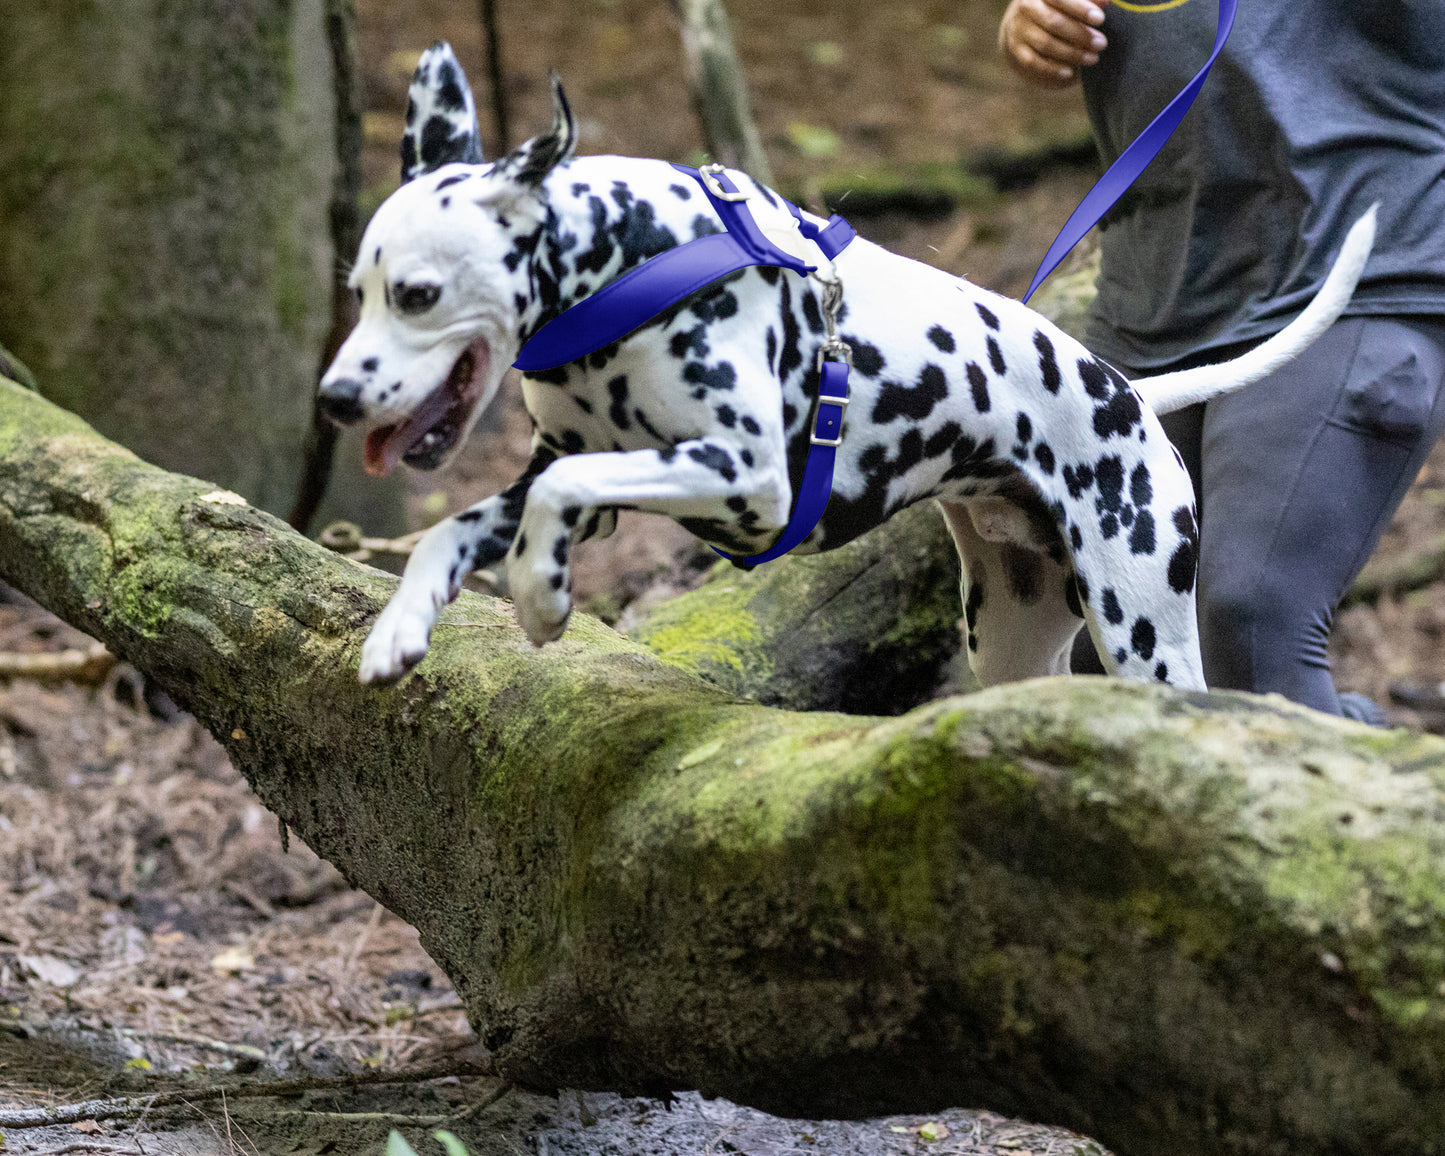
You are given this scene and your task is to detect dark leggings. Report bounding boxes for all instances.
[1075,315,1445,714]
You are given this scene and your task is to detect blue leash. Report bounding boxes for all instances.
[514,163,856,567]
[1021,0,1237,303]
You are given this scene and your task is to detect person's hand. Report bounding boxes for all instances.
[998,0,1109,89]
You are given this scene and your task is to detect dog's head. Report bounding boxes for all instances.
[319,44,576,477]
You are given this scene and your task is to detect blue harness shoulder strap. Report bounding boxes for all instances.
[512,164,856,567]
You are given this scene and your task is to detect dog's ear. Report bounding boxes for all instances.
[400,41,485,184]
[495,74,577,190]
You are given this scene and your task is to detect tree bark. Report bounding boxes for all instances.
[4,378,1445,1155]
[670,0,775,186]
[0,0,402,532]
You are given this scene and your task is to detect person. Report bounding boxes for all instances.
[997,0,1445,722]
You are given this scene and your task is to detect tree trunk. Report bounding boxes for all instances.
[670,0,775,185]
[3,377,1445,1156]
[0,0,402,532]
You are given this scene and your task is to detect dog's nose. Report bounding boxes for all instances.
[318,377,366,425]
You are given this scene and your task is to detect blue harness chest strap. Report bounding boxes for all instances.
[512,163,856,568]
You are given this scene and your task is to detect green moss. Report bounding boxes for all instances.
[633,576,765,682]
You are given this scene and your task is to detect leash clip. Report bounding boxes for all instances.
[698,163,749,202]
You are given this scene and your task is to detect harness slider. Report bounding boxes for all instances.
[699,163,749,202]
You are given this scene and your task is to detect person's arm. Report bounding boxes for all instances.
[998,0,1109,88]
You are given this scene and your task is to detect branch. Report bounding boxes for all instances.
[3,379,1445,1156]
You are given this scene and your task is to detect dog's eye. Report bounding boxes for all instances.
[396,282,442,315]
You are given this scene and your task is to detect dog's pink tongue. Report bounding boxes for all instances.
[363,426,400,477]
[361,381,461,477]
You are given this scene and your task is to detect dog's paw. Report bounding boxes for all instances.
[511,566,572,647]
[358,599,437,684]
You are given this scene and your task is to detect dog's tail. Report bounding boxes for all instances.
[1133,204,1377,416]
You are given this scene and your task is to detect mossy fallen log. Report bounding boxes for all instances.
[3,376,1445,1156]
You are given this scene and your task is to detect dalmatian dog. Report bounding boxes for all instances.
[321,43,1374,691]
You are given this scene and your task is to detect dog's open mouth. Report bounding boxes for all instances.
[363,337,491,477]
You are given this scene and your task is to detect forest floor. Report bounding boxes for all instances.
[4,0,1445,1152]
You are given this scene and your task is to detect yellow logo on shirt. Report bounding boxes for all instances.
[1111,0,1193,11]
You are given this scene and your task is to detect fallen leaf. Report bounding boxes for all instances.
[18,953,80,988]
[125,1057,152,1071]
[72,1120,103,1134]
[210,946,255,973]
[918,1121,950,1142]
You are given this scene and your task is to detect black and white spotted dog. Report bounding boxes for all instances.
[321,43,1373,691]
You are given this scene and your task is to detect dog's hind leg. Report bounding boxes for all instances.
[939,499,1085,687]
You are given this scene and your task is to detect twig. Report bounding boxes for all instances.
[0,1064,494,1130]
[0,641,114,684]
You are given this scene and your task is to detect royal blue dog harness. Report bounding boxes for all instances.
[513,163,857,566]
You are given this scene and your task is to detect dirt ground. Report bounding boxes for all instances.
[5,0,1445,1152]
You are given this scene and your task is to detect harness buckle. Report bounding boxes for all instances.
[698,163,749,202]
[810,392,849,448]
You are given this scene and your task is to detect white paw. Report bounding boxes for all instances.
[359,596,438,684]
[511,568,572,647]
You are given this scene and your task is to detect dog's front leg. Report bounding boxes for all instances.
[508,439,781,645]
[358,450,557,684]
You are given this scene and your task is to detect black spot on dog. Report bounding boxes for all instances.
[1128,509,1156,556]
[572,182,590,196]
[964,580,985,651]
[1069,524,1083,550]
[688,444,737,483]
[553,536,569,566]
[684,361,737,392]
[670,325,709,360]
[741,415,761,436]
[1035,330,1061,393]
[1114,648,1128,665]
[740,449,755,468]
[726,496,748,513]
[1130,463,1153,508]
[1154,662,1169,682]
[420,115,459,170]
[573,395,593,414]
[801,291,825,335]
[435,172,469,191]
[440,196,451,208]
[561,506,582,529]
[925,421,961,458]
[1016,413,1032,444]
[1094,386,1143,441]
[1003,545,1042,604]
[1168,506,1199,593]
[435,59,466,110]
[976,302,1000,330]
[845,339,885,378]
[514,531,528,557]
[550,573,565,590]
[362,357,379,372]
[715,404,737,428]
[777,279,804,381]
[1131,617,1156,661]
[670,183,692,199]
[634,408,667,442]
[1063,462,1095,499]
[560,430,586,454]
[1034,443,1056,474]
[927,325,956,353]
[1102,587,1124,625]
[1078,359,1111,400]
[657,444,677,463]
[765,327,778,375]
[758,265,782,286]
[966,362,990,413]
[873,364,948,423]
[987,337,1007,376]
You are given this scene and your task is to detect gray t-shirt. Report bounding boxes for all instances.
[1080,0,1445,371]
